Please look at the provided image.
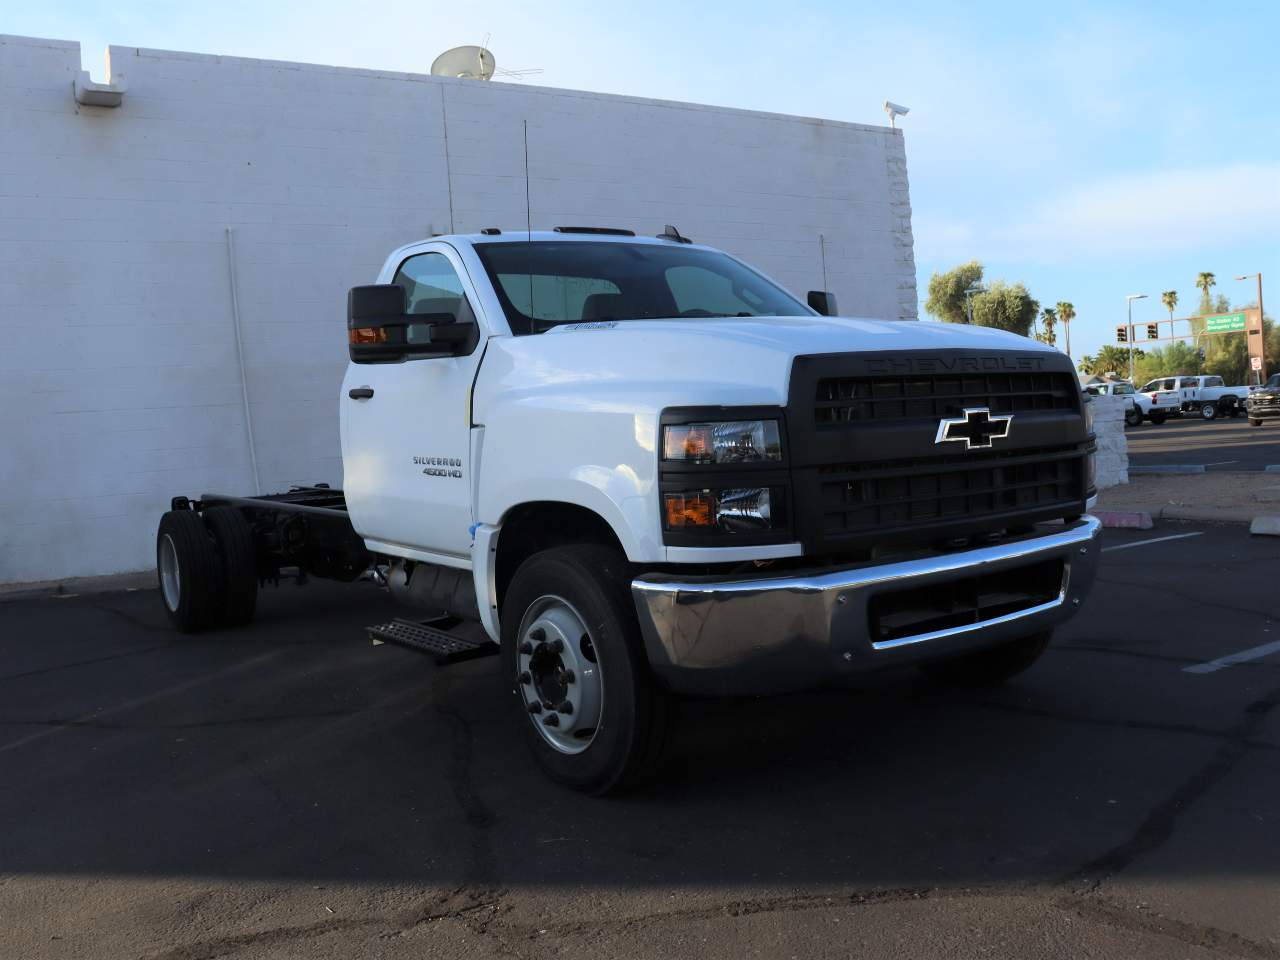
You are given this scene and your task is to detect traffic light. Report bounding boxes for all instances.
[1147,323,1159,340]
[1198,347,1206,362]
[1116,325,1128,343]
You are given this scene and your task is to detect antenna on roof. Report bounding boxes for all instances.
[431,45,496,80]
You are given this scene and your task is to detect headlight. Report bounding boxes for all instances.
[663,487,783,534]
[663,420,782,465]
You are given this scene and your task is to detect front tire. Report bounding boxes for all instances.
[501,545,668,794]
[156,510,226,632]
[919,631,1052,686]
[1250,418,1264,427]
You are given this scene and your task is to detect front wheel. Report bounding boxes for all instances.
[1200,401,1218,420]
[1148,411,1168,425]
[1250,418,1264,427]
[501,545,668,794]
[919,631,1052,686]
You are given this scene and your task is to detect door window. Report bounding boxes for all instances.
[392,252,477,348]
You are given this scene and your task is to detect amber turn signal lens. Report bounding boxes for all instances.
[349,326,388,344]
[664,492,714,528]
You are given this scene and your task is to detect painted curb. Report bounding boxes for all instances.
[1130,464,1207,475]
[1266,465,1280,473]
[1092,510,1154,530]
[1250,516,1280,536]
[1159,506,1253,525]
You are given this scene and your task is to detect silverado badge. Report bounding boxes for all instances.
[934,407,1013,450]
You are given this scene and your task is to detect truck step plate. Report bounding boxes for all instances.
[366,617,498,665]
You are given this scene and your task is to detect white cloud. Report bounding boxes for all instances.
[917,163,1280,266]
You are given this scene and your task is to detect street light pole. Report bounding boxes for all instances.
[1236,273,1265,383]
[1125,294,1147,383]
[964,282,986,324]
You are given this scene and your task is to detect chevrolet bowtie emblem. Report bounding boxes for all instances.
[935,407,1013,450]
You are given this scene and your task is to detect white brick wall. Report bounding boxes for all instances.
[1090,396,1129,489]
[0,34,918,583]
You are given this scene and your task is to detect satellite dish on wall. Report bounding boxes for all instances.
[431,45,496,81]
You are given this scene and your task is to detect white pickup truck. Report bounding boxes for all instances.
[1084,380,1178,426]
[1138,374,1250,420]
[154,227,1101,792]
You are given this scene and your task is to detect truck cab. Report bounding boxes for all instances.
[159,228,1102,793]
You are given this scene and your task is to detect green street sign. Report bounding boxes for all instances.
[1204,312,1247,333]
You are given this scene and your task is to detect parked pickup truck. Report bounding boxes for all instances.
[1138,374,1249,420]
[1084,380,1178,426]
[155,227,1101,793]
[1247,373,1280,426]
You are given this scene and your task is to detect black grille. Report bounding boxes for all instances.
[1252,394,1280,408]
[818,445,1084,539]
[815,371,1078,425]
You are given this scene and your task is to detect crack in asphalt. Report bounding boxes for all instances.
[1056,894,1280,960]
[1061,680,1280,888]
[954,696,1280,753]
[0,643,172,684]
[1096,573,1280,624]
[0,710,354,731]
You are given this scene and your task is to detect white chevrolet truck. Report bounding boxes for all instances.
[155,227,1101,793]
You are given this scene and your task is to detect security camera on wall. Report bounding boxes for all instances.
[883,101,910,127]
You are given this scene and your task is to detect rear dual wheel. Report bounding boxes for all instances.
[156,507,258,632]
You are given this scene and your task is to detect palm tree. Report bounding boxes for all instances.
[1161,290,1178,321]
[1056,301,1075,358]
[1078,354,1097,375]
[1195,272,1216,312]
[1039,307,1057,347]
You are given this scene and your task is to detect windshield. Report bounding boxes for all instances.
[473,241,813,334]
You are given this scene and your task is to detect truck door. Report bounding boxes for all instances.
[341,245,486,563]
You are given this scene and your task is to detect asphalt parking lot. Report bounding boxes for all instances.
[2,523,1279,960]
[1127,414,1280,471]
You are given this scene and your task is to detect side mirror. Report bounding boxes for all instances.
[807,290,838,316]
[347,284,475,363]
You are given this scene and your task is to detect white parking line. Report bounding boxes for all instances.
[1184,640,1280,674]
[1204,460,1238,467]
[1101,532,1203,553]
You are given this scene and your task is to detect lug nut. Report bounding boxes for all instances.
[530,627,546,642]
[519,671,531,685]
[563,669,576,684]
[557,700,573,715]
[527,702,542,714]
[519,641,533,655]
[549,638,564,654]
[542,714,560,727]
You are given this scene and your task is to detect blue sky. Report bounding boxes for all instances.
[10,0,1279,360]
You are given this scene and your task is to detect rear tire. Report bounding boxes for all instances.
[1125,407,1142,427]
[501,544,668,794]
[1200,401,1218,419]
[203,506,258,626]
[156,510,226,633]
[1148,411,1167,425]
[919,631,1052,687]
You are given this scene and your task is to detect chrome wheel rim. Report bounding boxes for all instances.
[515,595,603,754]
[159,534,181,611]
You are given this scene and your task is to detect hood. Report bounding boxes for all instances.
[542,314,1057,358]
[477,315,1062,414]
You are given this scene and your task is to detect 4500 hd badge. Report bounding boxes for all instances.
[413,455,462,479]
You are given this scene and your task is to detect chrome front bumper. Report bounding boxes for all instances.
[631,516,1102,695]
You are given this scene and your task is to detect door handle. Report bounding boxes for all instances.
[348,387,374,400]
